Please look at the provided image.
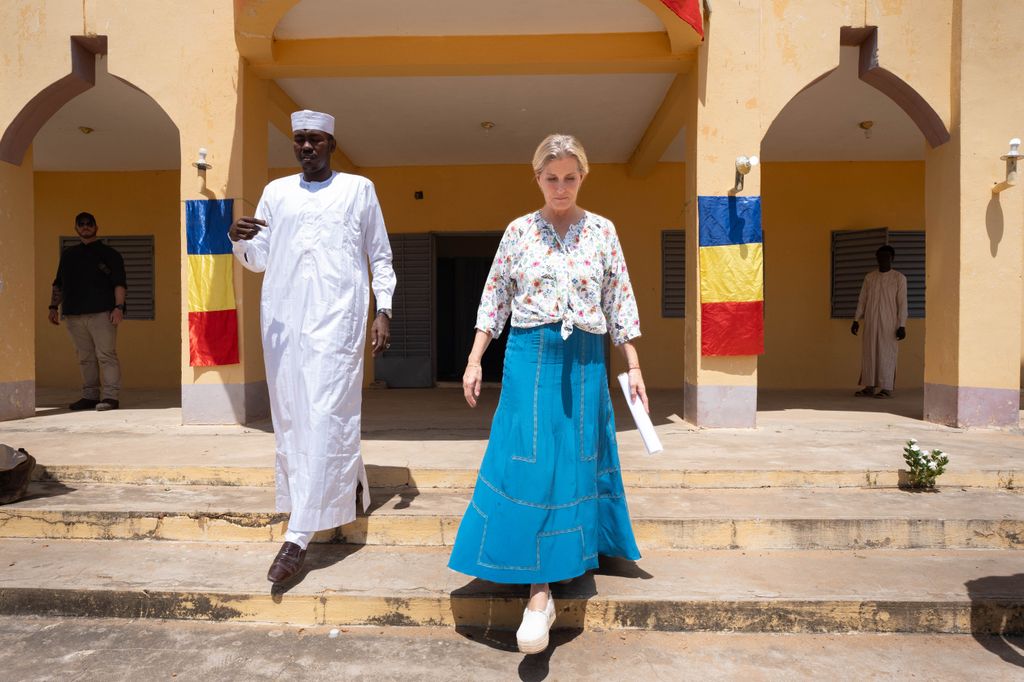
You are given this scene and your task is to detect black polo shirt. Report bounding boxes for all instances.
[53,240,128,315]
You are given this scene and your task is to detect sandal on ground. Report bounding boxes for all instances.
[874,390,893,399]
[854,388,875,397]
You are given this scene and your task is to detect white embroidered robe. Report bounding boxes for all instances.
[233,172,396,531]
[855,269,908,391]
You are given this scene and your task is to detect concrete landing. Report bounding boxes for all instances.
[4,482,1024,549]
[2,539,1022,633]
[6,389,1023,480]
[2,617,1023,681]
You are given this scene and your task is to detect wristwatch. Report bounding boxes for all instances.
[376,308,392,319]
[114,304,126,312]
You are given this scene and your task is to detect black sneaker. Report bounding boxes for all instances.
[95,399,120,411]
[69,398,100,411]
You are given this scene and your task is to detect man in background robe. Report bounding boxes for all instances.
[230,110,396,583]
[852,245,907,399]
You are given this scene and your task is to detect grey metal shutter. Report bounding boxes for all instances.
[60,235,155,321]
[374,233,434,388]
[661,230,685,318]
[830,227,887,318]
[887,231,925,319]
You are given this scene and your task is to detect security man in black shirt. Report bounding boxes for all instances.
[48,212,127,411]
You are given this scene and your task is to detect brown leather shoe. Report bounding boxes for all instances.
[267,541,307,583]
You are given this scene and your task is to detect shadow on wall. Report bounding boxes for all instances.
[987,194,1004,258]
[964,573,1024,667]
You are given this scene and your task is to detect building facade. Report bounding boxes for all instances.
[1,0,1021,427]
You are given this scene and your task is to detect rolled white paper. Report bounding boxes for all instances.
[616,373,663,455]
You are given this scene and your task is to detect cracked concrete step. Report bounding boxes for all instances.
[30,462,1024,489]
[1,539,1021,634]
[4,482,1024,550]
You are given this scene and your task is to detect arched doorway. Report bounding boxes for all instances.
[2,38,182,413]
[758,33,945,417]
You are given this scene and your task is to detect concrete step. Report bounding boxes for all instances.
[30,462,1024,490]
[4,482,1024,550]
[4,617,1023,680]
[1,539,1021,634]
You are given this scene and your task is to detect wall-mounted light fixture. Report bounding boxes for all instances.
[734,155,759,192]
[993,138,1020,194]
[78,126,94,135]
[192,147,212,171]
[859,120,874,139]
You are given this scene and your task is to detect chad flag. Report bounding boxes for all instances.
[698,195,764,356]
[660,0,704,39]
[186,199,239,366]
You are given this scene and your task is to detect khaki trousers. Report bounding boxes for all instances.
[65,312,121,401]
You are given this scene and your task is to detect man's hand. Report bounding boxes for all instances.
[229,216,265,241]
[47,309,60,326]
[850,321,859,336]
[370,313,390,357]
[896,326,906,341]
[110,307,124,326]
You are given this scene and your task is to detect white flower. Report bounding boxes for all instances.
[910,444,920,452]
[922,450,931,457]
[928,461,937,470]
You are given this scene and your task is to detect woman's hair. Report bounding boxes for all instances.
[532,134,589,177]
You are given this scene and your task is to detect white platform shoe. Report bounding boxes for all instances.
[516,596,556,654]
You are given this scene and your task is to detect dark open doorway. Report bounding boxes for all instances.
[435,234,508,383]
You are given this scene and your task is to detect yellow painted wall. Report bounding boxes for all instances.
[0,148,35,387]
[34,171,181,388]
[270,163,687,388]
[760,161,926,389]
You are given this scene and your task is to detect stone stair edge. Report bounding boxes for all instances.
[29,463,1024,490]
[1,539,1020,634]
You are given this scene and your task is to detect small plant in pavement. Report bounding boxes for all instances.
[902,439,949,489]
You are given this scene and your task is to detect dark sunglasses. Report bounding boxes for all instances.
[76,221,95,227]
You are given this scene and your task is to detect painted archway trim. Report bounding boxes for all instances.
[0,36,107,166]
[841,26,950,148]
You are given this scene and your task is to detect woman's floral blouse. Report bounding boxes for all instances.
[475,210,642,345]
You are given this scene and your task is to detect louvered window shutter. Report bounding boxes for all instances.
[374,233,434,387]
[886,231,926,319]
[61,235,155,320]
[662,230,685,318]
[830,228,888,319]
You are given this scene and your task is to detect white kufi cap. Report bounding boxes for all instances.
[290,109,335,136]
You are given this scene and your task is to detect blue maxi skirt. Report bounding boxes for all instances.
[448,323,641,585]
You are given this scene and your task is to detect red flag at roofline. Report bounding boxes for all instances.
[660,0,704,39]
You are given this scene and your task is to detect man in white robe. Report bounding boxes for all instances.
[852,245,907,398]
[230,110,396,583]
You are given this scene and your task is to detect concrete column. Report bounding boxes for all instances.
[683,4,762,428]
[179,61,269,425]
[0,148,36,420]
[923,1,1024,427]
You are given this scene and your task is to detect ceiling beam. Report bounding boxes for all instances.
[249,33,694,79]
[235,0,300,64]
[267,81,358,172]
[634,0,703,54]
[627,73,688,177]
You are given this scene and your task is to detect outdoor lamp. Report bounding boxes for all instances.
[993,138,1020,193]
[192,147,212,171]
[734,154,759,192]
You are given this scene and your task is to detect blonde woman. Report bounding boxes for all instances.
[448,134,646,654]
